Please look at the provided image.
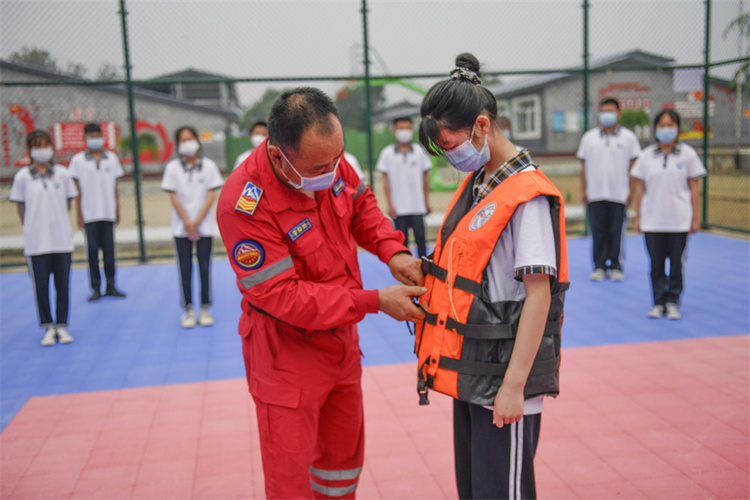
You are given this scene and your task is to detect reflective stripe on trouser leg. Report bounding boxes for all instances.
[310,466,361,495]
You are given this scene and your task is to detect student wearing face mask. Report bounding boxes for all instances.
[415,53,569,500]
[68,123,126,301]
[630,109,706,321]
[161,126,224,328]
[233,121,268,171]
[577,97,641,282]
[376,116,433,258]
[10,130,78,346]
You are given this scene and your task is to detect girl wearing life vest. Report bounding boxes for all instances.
[416,53,569,499]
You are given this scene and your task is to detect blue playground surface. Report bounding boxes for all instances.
[1,232,748,431]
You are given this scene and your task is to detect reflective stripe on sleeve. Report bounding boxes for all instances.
[352,183,366,200]
[310,480,358,498]
[309,466,362,481]
[239,255,293,289]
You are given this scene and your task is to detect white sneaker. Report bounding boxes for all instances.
[56,326,74,344]
[181,307,197,328]
[590,268,606,281]
[199,307,214,327]
[41,326,57,346]
[665,303,682,320]
[648,305,665,319]
[610,269,624,282]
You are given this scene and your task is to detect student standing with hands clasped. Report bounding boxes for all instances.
[631,109,706,320]
[415,53,568,499]
[161,126,224,328]
[10,130,78,346]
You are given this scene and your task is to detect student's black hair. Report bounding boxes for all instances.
[653,109,681,136]
[419,53,498,157]
[174,126,199,145]
[249,121,268,134]
[83,122,102,135]
[599,97,621,110]
[393,116,413,127]
[267,87,338,151]
[26,130,53,150]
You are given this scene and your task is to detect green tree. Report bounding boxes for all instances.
[118,132,159,160]
[95,62,122,82]
[65,62,87,79]
[724,12,749,94]
[240,88,286,131]
[619,109,649,131]
[9,46,59,72]
[335,84,385,132]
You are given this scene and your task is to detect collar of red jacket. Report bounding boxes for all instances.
[254,143,319,213]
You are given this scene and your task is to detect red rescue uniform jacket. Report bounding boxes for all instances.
[217,139,407,349]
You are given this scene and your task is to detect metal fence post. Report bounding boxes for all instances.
[361,0,375,187]
[119,0,147,262]
[702,0,711,229]
[582,0,591,236]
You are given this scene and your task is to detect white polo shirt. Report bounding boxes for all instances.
[9,165,78,256]
[161,156,224,237]
[68,149,124,223]
[577,126,641,204]
[375,143,432,216]
[233,149,253,171]
[631,143,707,233]
[344,152,365,181]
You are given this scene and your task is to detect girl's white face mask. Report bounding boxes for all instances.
[178,139,200,157]
[30,147,54,164]
[444,124,490,172]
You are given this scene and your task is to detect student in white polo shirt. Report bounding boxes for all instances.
[631,109,706,320]
[232,121,268,171]
[161,126,224,328]
[68,123,126,302]
[577,97,641,282]
[376,116,432,257]
[9,130,78,346]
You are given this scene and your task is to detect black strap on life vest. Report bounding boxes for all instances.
[423,312,561,340]
[439,355,559,377]
[421,258,484,299]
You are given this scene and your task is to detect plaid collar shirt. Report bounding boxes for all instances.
[471,149,536,207]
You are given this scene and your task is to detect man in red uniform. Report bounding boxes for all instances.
[217,87,426,499]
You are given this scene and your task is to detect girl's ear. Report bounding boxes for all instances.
[475,114,492,136]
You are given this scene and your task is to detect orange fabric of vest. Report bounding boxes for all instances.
[415,168,568,402]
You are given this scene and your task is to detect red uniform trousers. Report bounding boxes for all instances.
[244,320,364,499]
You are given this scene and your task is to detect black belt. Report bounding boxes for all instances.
[421,258,484,298]
[439,355,559,377]
[424,312,560,340]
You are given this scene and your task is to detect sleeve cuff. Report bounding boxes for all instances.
[379,240,410,265]
[514,265,557,282]
[356,289,380,314]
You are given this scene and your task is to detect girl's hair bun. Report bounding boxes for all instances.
[455,53,481,77]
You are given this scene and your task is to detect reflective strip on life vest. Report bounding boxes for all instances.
[309,480,358,497]
[439,355,559,378]
[424,313,561,340]
[309,466,362,481]
[239,256,293,289]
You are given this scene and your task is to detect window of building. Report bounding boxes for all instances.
[512,94,541,140]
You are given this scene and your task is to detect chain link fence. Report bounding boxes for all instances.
[1,0,748,267]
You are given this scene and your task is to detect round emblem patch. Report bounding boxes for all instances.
[232,240,265,270]
[469,202,497,231]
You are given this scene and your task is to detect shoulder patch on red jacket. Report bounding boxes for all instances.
[235,181,263,216]
[233,240,265,270]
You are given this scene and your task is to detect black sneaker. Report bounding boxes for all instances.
[105,287,127,298]
[88,290,102,302]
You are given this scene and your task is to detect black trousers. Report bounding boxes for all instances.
[28,253,71,327]
[394,214,427,258]
[454,399,541,500]
[587,201,626,271]
[174,237,212,307]
[644,232,688,306]
[85,221,116,292]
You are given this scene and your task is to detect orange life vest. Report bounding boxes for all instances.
[415,167,569,406]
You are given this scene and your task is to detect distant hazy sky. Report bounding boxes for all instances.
[1,0,746,106]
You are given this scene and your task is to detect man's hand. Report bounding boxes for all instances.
[77,212,85,229]
[186,221,200,241]
[389,252,424,286]
[492,383,524,428]
[378,285,427,322]
[388,206,397,219]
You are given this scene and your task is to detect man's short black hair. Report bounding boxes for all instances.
[84,122,102,135]
[599,97,620,110]
[393,116,413,127]
[267,87,338,151]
